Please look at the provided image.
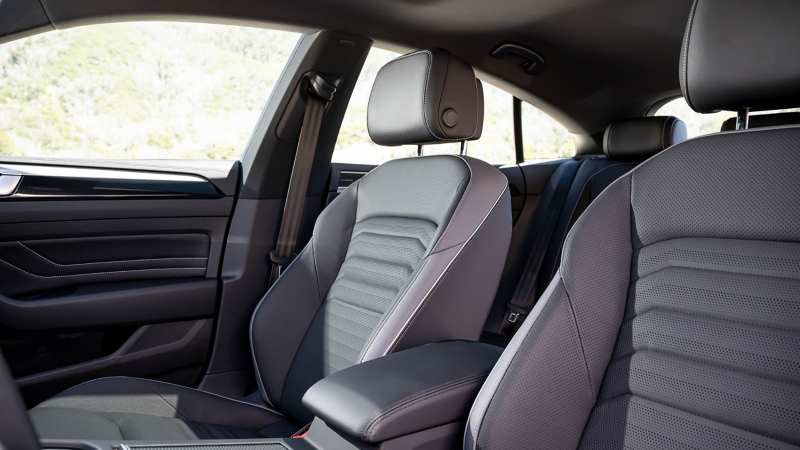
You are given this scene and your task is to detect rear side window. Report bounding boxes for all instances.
[521,102,576,160]
[0,23,299,160]
[655,98,800,138]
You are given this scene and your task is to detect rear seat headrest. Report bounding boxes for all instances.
[681,0,800,113]
[603,116,687,162]
[367,48,484,146]
[720,112,800,132]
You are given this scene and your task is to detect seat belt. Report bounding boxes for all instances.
[499,159,582,334]
[269,74,337,286]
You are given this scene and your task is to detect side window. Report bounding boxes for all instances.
[520,102,576,160]
[655,97,800,138]
[0,23,300,160]
[333,48,417,163]
[655,98,735,138]
[333,49,516,164]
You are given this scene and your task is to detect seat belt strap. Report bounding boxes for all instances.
[500,159,582,332]
[269,74,336,286]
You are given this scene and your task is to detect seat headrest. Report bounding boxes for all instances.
[367,48,484,146]
[603,116,687,162]
[720,112,800,132]
[680,0,800,113]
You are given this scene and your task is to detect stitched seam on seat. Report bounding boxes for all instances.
[0,259,205,278]
[16,242,207,266]
[362,374,489,440]
[682,0,699,109]
[357,256,430,363]
[431,157,473,254]
[562,283,596,396]
[467,273,564,450]
[630,393,798,446]
[627,304,800,333]
[609,347,800,387]
[386,185,507,354]
[137,377,190,421]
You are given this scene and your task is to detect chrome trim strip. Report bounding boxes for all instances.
[0,164,207,183]
[0,175,21,196]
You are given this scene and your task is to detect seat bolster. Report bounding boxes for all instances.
[32,377,286,430]
[358,156,511,363]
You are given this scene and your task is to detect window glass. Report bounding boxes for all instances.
[655,97,800,138]
[655,98,735,138]
[332,48,515,164]
[333,48,417,163]
[0,23,300,159]
[520,102,575,160]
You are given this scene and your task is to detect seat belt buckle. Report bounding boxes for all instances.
[505,304,529,323]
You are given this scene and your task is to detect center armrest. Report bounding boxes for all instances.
[301,340,502,444]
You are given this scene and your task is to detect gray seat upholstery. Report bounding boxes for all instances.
[29,48,512,441]
[466,0,800,448]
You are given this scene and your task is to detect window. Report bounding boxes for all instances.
[0,23,300,160]
[333,48,516,164]
[333,48,417,163]
[520,102,575,160]
[655,98,800,138]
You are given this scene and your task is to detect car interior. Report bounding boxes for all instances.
[0,0,798,448]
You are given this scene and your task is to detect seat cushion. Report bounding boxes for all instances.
[29,377,300,440]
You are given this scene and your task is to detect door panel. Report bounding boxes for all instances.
[0,158,239,405]
[0,234,211,298]
[12,318,213,407]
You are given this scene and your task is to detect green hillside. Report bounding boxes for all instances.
[0,23,299,159]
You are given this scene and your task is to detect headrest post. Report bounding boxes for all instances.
[736,109,750,130]
[417,145,423,157]
[460,140,468,156]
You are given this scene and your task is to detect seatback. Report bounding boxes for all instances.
[251,48,512,424]
[466,0,800,448]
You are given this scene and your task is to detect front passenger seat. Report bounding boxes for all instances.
[28,48,512,441]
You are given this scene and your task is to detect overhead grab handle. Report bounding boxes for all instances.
[490,42,545,75]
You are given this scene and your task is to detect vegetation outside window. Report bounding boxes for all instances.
[520,102,576,160]
[0,23,300,160]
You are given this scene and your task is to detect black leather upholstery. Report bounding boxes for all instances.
[721,111,800,132]
[680,0,800,113]
[603,116,686,162]
[303,341,501,443]
[367,48,484,146]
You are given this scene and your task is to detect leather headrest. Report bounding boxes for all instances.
[720,112,800,132]
[680,0,800,113]
[603,117,687,162]
[367,48,484,146]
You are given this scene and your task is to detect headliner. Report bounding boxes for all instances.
[0,0,695,143]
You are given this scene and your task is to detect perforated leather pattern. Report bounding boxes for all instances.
[580,238,800,449]
[320,217,437,375]
[631,127,800,246]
